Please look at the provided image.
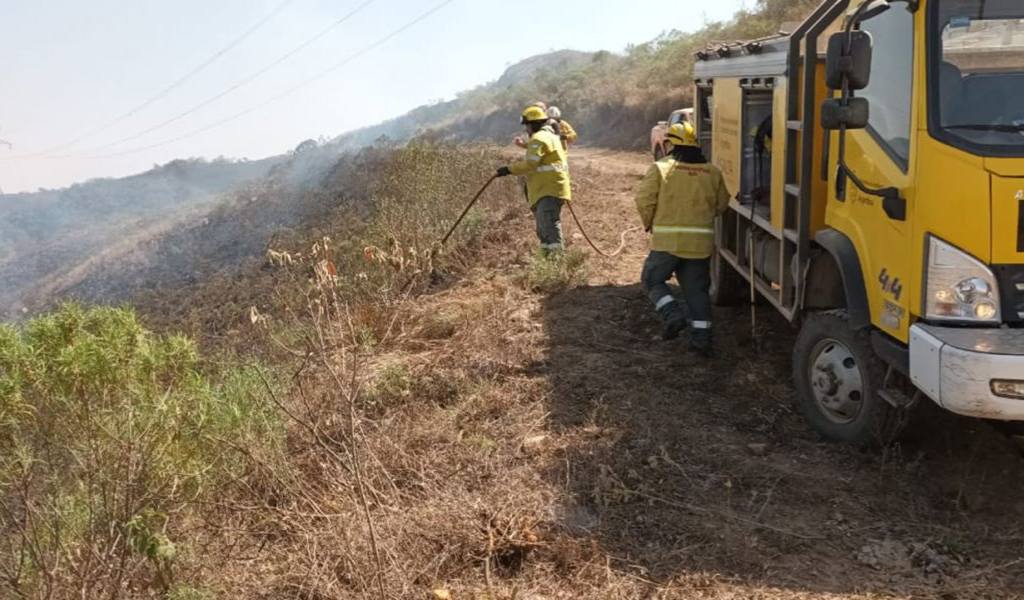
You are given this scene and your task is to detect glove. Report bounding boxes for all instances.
[496,167,512,177]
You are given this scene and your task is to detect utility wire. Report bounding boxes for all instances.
[88,0,378,152]
[80,0,456,160]
[8,0,296,159]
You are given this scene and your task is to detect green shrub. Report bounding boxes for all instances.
[166,585,216,600]
[362,362,413,413]
[0,304,281,598]
[521,249,589,293]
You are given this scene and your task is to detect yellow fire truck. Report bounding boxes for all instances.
[694,0,1024,443]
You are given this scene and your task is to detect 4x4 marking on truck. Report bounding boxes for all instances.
[878,268,903,301]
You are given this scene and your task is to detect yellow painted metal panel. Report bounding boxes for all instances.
[711,78,742,199]
[808,62,831,237]
[770,79,788,231]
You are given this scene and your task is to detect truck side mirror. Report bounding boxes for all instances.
[821,98,870,130]
[825,31,873,90]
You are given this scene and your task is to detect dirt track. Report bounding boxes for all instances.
[403,148,1024,598]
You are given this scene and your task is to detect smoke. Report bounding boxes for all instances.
[0,155,284,320]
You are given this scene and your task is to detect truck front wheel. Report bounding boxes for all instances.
[654,144,665,160]
[793,310,901,445]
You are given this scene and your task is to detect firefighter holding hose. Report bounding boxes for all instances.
[497,105,572,255]
[634,122,730,356]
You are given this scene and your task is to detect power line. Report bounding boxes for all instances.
[87,0,378,153]
[10,0,297,158]
[80,0,457,160]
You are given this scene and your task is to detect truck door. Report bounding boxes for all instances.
[825,5,917,342]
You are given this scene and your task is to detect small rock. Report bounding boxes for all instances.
[431,589,451,600]
[747,443,769,457]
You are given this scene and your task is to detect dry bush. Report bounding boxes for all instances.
[519,249,590,294]
[249,143,522,346]
[214,256,556,599]
[153,142,533,597]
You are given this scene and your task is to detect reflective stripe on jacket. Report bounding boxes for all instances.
[634,157,731,259]
[509,127,572,206]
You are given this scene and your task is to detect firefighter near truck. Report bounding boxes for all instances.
[651,108,695,160]
[695,0,1024,444]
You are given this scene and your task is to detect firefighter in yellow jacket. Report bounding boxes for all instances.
[513,103,578,150]
[634,122,730,355]
[497,105,572,254]
[546,106,578,150]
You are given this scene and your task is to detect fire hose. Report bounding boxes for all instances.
[440,175,498,246]
[565,200,639,258]
[440,175,638,258]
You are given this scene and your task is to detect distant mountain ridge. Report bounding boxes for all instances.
[0,155,283,316]
[495,50,596,87]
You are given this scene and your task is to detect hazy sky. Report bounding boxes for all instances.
[0,0,747,193]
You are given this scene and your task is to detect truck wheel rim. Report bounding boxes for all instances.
[808,338,864,425]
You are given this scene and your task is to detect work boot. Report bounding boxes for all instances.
[658,303,687,340]
[689,329,713,357]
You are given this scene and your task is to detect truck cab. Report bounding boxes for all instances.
[695,0,1024,443]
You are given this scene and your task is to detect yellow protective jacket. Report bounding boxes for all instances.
[558,119,578,148]
[634,157,731,259]
[509,127,572,207]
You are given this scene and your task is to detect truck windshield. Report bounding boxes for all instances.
[930,0,1024,156]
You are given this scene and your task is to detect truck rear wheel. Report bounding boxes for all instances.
[793,310,902,445]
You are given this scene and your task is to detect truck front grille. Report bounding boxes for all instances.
[995,265,1024,324]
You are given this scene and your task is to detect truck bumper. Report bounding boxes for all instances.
[910,324,1024,421]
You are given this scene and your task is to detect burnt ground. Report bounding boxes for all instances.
[440,149,1024,598]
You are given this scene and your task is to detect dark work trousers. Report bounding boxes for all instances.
[532,196,565,252]
[641,251,713,340]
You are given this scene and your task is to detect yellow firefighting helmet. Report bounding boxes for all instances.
[666,122,698,148]
[520,105,549,124]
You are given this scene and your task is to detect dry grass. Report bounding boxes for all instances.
[22,147,1024,599]
[189,149,1024,600]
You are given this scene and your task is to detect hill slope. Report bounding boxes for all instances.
[332,0,819,151]
[0,155,283,316]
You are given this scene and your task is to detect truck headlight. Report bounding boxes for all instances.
[992,380,1024,401]
[924,237,1001,323]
